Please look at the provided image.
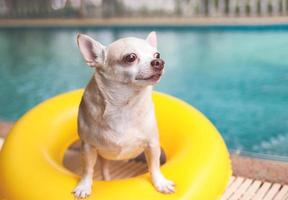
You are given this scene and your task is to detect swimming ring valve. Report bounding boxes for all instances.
[0,90,231,200]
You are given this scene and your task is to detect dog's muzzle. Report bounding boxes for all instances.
[151,58,165,71]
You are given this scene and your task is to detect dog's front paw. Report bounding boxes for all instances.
[72,180,92,199]
[152,174,175,194]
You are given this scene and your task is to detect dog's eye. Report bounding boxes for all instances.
[154,52,160,59]
[124,53,137,63]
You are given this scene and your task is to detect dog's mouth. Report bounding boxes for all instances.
[136,73,162,82]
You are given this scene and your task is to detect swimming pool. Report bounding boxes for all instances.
[0,26,288,159]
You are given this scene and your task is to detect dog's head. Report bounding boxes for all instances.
[77,32,164,86]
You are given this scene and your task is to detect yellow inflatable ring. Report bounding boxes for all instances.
[0,89,231,200]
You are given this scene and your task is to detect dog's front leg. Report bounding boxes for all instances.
[99,156,111,181]
[73,142,97,198]
[144,142,175,194]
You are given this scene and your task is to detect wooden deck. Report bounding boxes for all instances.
[222,176,288,200]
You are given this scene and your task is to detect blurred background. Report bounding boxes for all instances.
[1,0,288,18]
[0,0,288,161]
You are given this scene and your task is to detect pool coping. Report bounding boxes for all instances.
[1,121,288,184]
[1,17,288,29]
[231,154,288,185]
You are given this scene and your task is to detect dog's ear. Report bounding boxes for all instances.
[146,31,157,48]
[77,34,105,68]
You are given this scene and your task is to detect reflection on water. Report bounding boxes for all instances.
[0,27,288,157]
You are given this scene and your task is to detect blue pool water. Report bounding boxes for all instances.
[0,27,288,158]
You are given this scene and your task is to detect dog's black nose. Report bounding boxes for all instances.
[151,58,165,70]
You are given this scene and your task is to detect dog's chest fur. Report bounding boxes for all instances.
[78,75,157,160]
